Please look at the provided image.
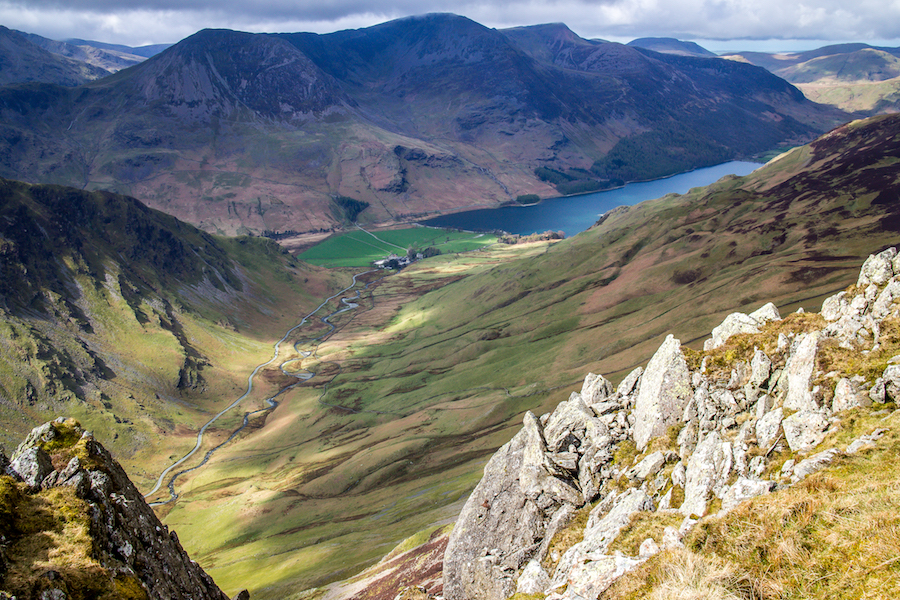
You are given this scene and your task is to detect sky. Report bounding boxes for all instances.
[2,0,899,52]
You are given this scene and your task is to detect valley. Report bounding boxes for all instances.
[2,13,900,600]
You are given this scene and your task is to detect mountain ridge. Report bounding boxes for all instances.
[0,14,846,235]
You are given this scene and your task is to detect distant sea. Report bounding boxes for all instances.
[419,161,761,236]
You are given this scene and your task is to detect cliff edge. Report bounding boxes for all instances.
[0,418,246,600]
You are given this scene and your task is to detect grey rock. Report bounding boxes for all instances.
[639,537,660,557]
[582,488,654,555]
[883,365,900,401]
[616,367,643,401]
[703,303,781,351]
[846,429,888,454]
[832,378,871,412]
[783,332,821,412]
[445,411,570,600]
[581,373,615,404]
[681,431,728,518]
[782,410,829,452]
[755,393,774,422]
[633,335,693,451]
[548,552,646,600]
[870,378,887,403]
[627,451,666,481]
[790,448,840,483]
[857,248,897,287]
[7,446,53,488]
[748,456,766,478]
[871,279,900,320]
[720,477,776,512]
[755,407,784,449]
[750,350,773,389]
[515,559,551,595]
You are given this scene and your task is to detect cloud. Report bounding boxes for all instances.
[1,0,899,47]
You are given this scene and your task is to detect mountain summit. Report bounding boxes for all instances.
[0,14,846,234]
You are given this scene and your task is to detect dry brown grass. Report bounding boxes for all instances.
[542,503,594,574]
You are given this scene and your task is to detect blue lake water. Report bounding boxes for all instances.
[419,161,761,236]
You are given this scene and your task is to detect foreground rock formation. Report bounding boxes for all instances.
[0,418,243,600]
[444,247,900,600]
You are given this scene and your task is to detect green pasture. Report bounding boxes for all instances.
[297,227,498,267]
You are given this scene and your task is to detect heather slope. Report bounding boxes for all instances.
[156,114,900,598]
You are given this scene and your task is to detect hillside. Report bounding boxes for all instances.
[626,37,717,57]
[150,114,900,598]
[725,44,900,114]
[0,26,109,86]
[0,177,345,481]
[444,246,900,600]
[0,15,845,235]
[17,31,146,74]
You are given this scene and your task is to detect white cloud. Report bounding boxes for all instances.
[1,0,899,47]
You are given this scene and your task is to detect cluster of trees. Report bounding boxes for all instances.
[333,196,370,223]
[497,231,565,244]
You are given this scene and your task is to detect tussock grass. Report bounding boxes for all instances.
[607,413,900,600]
[607,511,684,556]
[542,503,594,574]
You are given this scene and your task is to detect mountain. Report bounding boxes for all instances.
[17,31,146,73]
[0,175,343,463]
[0,14,846,235]
[627,37,717,57]
[63,38,172,59]
[150,113,900,598]
[725,43,900,114]
[444,247,900,600]
[1,418,242,599]
[0,26,109,86]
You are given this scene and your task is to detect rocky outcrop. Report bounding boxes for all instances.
[1,418,244,600]
[444,248,900,600]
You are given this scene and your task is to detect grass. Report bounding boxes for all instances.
[606,410,900,600]
[296,227,498,267]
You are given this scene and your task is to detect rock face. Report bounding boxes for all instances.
[443,248,900,600]
[1,418,241,600]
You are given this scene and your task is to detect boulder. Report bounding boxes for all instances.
[783,332,821,412]
[857,248,897,287]
[704,303,781,351]
[7,446,53,489]
[626,451,666,481]
[782,410,829,453]
[515,559,551,595]
[755,407,784,449]
[790,448,840,483]
[632,335,693,451]
[720,477,776,512]
[832,378,871,412]
[681,431,729,518]
[444,411,577,600]
[581,373,614,404]
[846,429,888,454]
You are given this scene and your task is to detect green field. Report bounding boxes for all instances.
[297,227,498,267]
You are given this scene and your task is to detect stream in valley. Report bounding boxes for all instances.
[144,270,379,505]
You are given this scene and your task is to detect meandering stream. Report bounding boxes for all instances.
[144,270,378,505]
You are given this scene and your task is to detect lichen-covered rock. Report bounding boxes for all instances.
[783,332,821,412]
[681,431,730,518]
[515,559,550,595]
[704,303,781,351]
[632,335,693,451]
[755,407,784,449]
[720,477,776,512]
[1,419,233,600]
[790,448,840,483]
[782,410,829,452]
[581,373,614,404]
[857,248,897,287]
[444,411,572,600]
[832,377,871,412]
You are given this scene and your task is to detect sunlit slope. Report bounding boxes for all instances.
[0,177,345,482]
[161,114,900,599]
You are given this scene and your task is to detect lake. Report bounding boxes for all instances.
[419,161,761,236]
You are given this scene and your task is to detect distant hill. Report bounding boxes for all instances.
[63,37,172,58]
[724,43,900,114]
[0,26,109,85]
[0,15,846,235]
[18,30,147,73]
[627,36,717,57]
